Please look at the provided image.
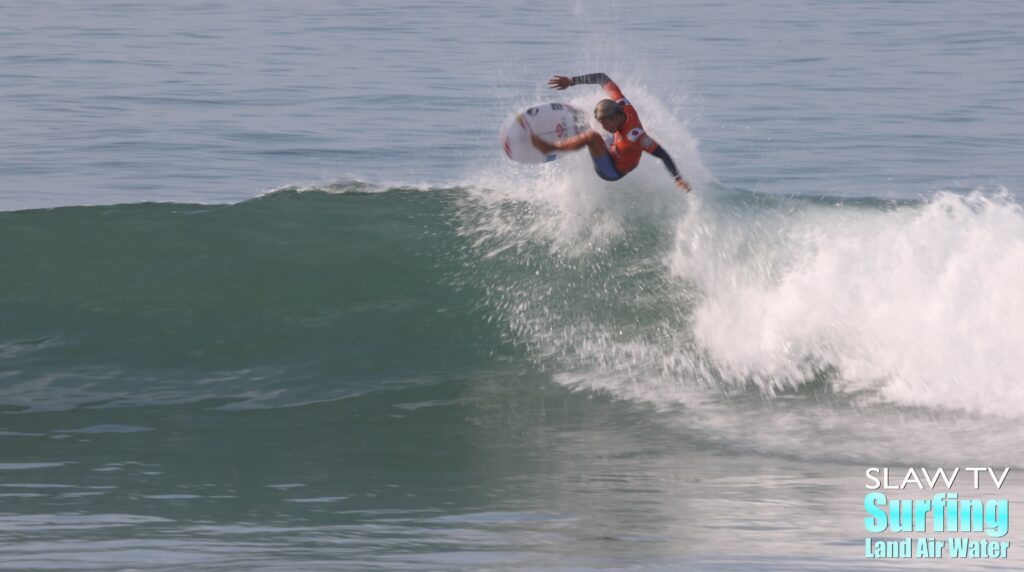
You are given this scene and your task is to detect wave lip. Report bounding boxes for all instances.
[671,189,1024,417]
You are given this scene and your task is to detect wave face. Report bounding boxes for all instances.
[3,180,1024,461]
[1,187,503,411]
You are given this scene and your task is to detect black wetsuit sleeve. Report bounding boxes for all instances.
[650,146,681,179]
[570,73,612,86]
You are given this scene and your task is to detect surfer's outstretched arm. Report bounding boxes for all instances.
[549,73,625,100]
[548,73,611,89]
[550,73,619,97]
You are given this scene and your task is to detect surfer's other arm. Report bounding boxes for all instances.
[632,129,691,192]
[649,146,691,192]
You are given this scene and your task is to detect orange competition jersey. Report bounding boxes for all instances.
[603,81,660,174]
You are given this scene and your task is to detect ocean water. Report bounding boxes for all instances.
[2,1,1024,570]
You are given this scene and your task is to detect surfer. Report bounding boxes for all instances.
[530,73,691,192]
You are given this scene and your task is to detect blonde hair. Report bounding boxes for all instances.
[594,99,624,120]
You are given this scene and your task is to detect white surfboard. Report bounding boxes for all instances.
[499,102,589,164]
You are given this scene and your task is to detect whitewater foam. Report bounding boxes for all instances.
[671,189,1024,417]
[461,168,1024,426]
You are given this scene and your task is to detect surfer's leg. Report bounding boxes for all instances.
[573,131,610,158]
[592,153,622,181]
[577,132,623,181]
[535,130,604,154]
[533,130,621,181]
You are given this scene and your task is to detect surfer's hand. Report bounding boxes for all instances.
[530,133,556,153]
[674,176,692,193]
[548,75,572,90]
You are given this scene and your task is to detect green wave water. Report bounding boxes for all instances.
[2,187,503,411]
